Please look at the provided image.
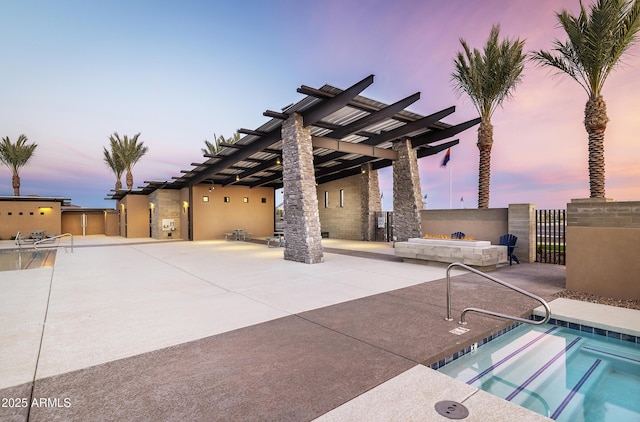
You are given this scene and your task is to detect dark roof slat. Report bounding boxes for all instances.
[325,92,421,140]
[416,139,460,158]
[410,118,481,148]
[361,106,456,146]
[302,74,374,126]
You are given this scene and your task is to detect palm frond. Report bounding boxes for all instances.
[532,0,640,97]
[451,24,527,120]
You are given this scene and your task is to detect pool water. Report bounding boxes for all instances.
[437,323,640,421]
[0,249,56,271]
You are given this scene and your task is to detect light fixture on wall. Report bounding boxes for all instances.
[235,175,240,182]
[361,168,367,174]
[276,157,281,165]
[209,181,215,191]
[202,196,209,202]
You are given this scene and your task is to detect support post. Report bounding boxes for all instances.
[392,138,423,241]
[282,113,324,264]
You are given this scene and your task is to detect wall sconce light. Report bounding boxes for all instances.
[235,175,240,182]
[183,201,189,208]
[209,182,215,191]
[361,169,367,174]
[276,157,281,165]
[202,196,209,202]
[243,197,249,203]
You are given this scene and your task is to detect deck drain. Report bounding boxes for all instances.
[434,400,469,419]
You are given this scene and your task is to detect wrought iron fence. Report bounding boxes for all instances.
[536,209,566,265]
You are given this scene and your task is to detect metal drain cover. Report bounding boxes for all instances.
[434,400,469,419]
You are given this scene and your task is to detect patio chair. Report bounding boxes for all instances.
[499,233,520,265]
[451,231,466,239]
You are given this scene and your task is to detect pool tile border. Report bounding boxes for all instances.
[430,315,639,370]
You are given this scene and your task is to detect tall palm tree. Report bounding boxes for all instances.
[0,134,38,196]
[109,132,148,190]
[201,132,240,156]
[452,24,527,209]
[103,138,125,190]
[531,0,640,199]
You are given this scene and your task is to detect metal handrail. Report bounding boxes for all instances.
[445,262,550,325]
[34,233,74,253]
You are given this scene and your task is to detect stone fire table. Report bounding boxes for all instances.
[395,238,507,271]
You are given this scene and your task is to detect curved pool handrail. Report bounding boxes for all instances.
[34,233,74,253]
[445,262,551,325]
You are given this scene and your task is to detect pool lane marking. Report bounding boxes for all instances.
[550,359,602,420]
[582,346,640,364]
[505,337,582,401]
[466,326,559,385]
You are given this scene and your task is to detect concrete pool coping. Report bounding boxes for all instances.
[0,236,636,421]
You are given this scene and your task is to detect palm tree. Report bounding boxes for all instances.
[103,138,125,190]
[109,132,148,190]
[0,134,38,196]
[201,132,240,156]
[452,24,527,209]
[531,0,640,199]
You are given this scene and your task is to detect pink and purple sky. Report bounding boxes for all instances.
[0,0,638,210]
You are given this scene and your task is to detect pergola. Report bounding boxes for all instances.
[107,74,479,197]
[107,75,479,263]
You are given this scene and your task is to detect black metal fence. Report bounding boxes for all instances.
[536,209,566,265]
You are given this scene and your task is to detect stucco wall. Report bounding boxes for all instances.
[191,184,274,240]
[317,175,362,240]
[0,199,62,240]
[61,211,106,235]
[566,199,640,300]
[420,208,508,245]
[117,195,150,238]
[567,226,640,300]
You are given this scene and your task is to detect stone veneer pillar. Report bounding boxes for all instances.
[149,189,181,240]
[392,138,423,241]
[361,163,381,241]
[282,113,324,264]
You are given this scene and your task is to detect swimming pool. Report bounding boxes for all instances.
[0,249,56,271]
[437,322,640,421]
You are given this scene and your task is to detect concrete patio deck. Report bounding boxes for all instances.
[1,236,637,421]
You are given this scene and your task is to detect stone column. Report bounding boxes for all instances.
[282,113,324,264]
[149,189,181,240]
[507,203,535,263]
[392,138,423,241]
[361,163,381,241]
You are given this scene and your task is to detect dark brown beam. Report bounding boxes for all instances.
[325,92,421,139]
[416,139,460,158]
[360,106,456,146]
[220,158,281,186]
[302,74,374,126]
[263,110,289,120]
[410,118,480,148]
[297,83,415,124]
[219,142,242,148]
[188,127,283,185]
[238,128,270,137]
